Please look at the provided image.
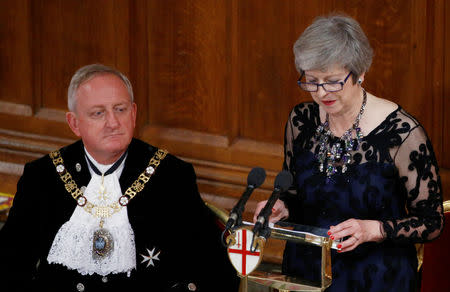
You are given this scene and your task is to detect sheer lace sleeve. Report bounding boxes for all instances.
[382,124,444,243]
[281,103,318,222]
[283,108,296,175]
[280,107,302,223]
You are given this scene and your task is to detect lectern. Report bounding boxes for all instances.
[206,202,339,292]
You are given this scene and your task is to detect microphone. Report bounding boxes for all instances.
[253,170,293,239]
[224,167,266,232]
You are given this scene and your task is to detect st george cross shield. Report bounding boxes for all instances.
[227,227,264,276]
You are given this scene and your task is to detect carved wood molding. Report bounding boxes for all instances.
[140,125,284,171]
[0,101,32,116]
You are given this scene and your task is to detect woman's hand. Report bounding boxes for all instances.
[328,219,385,253]
[252,200,289,223]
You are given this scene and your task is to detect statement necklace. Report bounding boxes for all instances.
[50,148,168,260]
[315,89,367,178]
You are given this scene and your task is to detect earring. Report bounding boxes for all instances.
[358,79,363,84]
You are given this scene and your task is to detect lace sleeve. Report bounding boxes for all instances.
[382,125,444,243]
[283,109,296,174]
[281,107,301,222]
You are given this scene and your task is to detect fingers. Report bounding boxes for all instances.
[252,200,267,222]
[328,219,363,253]
[252,200,288,223]
[328,219,358,241]
[269,200,289,222]
[336,235,360,253]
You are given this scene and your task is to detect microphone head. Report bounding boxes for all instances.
[247,167,266,188]
[274,170,293,192]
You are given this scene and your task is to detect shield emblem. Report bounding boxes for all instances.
[227,227,264,276]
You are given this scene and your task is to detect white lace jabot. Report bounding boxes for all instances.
[47,150,136,276]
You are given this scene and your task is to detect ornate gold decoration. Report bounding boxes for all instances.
[50,148,168,219]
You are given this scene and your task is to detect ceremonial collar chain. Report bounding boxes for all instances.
[50,148,168,216]
[50,147,168,260]
[315,89,367,178]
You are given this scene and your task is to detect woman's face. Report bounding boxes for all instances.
[303,65,363,117]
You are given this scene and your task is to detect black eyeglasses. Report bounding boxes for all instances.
[297,72,352,92]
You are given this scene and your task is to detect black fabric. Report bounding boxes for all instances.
[280,102,444,292]
[0,138,239,292]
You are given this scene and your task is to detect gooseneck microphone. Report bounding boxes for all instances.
[252,170,293,240]
[224,167,266,233]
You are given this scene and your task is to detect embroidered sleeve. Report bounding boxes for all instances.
[383,125,444,243]
[283,108,296,175]
[281,103,318,222]
[280,107,300,222]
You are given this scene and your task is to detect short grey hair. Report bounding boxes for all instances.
[293,14,373,83]
[67,64,134,112]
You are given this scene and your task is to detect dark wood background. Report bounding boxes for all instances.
[1,1,449,262]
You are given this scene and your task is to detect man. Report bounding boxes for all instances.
[0,64,238,291]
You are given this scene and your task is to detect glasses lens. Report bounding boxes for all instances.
[323,83,342,92]
[299,83,318,92]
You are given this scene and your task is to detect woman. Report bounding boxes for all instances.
[253,15,443,292]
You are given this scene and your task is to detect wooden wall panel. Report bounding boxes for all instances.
[237,1,296,145]
[31,0,130,122]
[0,0,33,114]
[443,0,450,168]
[0,0,449,213]
[146,0,229,135]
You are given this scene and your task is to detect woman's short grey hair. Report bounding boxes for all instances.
[293,14,373,83]
[67,64,134,112]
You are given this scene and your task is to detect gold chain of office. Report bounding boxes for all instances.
[49,148,168,219]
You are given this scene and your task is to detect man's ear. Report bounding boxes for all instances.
[131,102,137,127]
[66,112,82,137]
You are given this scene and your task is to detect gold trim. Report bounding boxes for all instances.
[443,200,450,213]
[416,243,424,271]
[50,148,168,218]
[204,201,229,225]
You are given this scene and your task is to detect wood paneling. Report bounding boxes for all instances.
[31,0,131,118]
[0,0,449,224]
[237,1,296,144]
[443,0,450,168]
[0,0,449,268]
[146,0,229,135]
[0,1,33,106]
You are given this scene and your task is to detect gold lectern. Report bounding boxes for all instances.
[206,202,339,292]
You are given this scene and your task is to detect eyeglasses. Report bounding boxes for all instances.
[297,72,352,92]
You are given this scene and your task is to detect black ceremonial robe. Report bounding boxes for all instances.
[0,138,239,292]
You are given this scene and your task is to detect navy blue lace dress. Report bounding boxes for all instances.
[281,102,443,292]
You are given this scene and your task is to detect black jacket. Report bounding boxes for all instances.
[0,139,239,291]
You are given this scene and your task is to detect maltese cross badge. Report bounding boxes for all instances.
[140,247,161,268]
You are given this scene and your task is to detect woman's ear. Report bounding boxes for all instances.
[357,73,365,84]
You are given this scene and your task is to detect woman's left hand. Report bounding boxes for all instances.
[328,219,385,253]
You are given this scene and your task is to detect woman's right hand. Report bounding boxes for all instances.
[252,200,289,223]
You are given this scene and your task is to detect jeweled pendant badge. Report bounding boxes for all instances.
[93,228,114,260]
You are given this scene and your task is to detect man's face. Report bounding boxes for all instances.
[66,74,137,164]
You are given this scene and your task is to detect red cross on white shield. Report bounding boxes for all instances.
[227,228,263,276]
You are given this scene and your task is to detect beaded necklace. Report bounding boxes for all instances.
[315,89,367,178]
